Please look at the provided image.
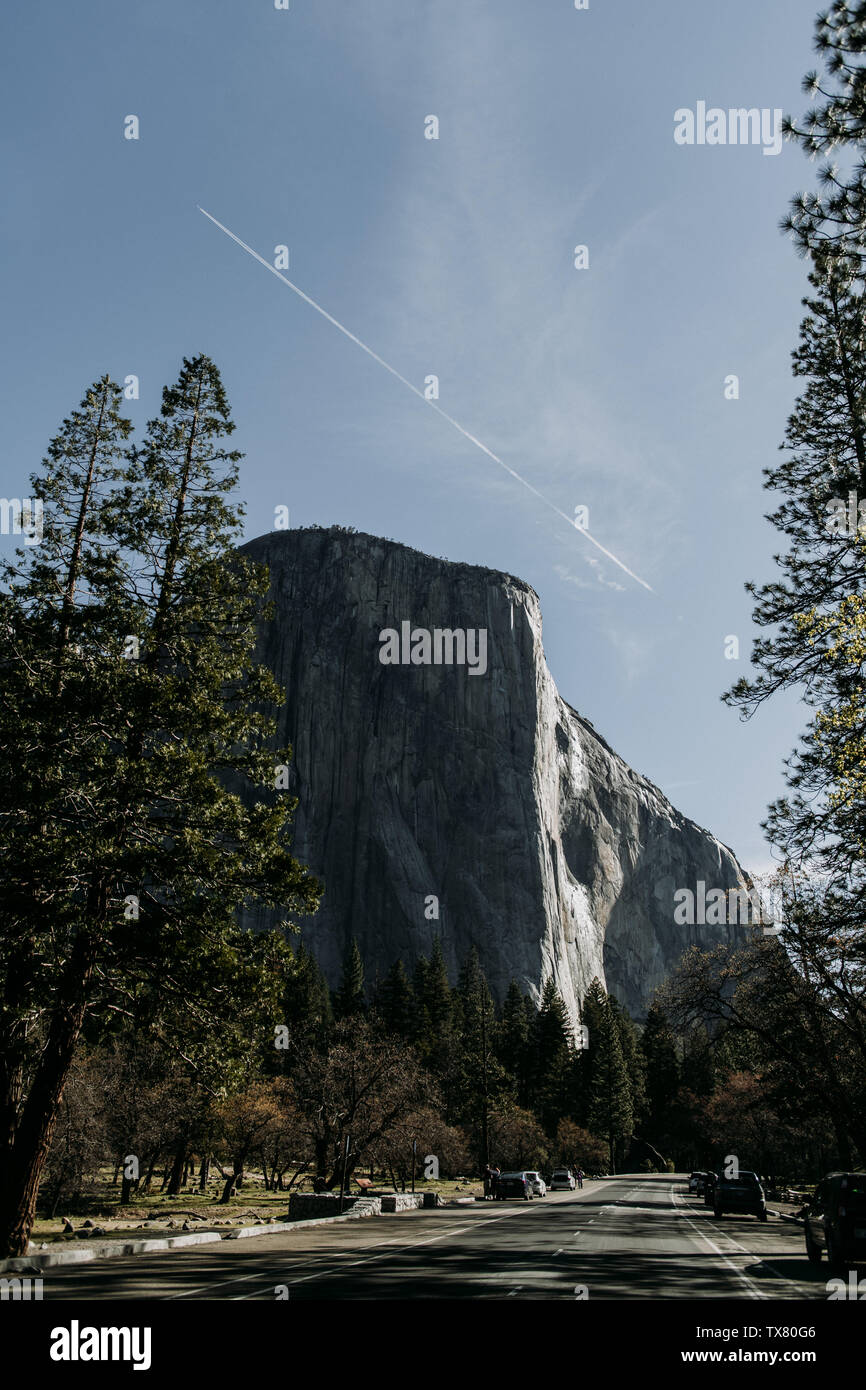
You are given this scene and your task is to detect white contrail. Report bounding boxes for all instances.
[198,206,654,592]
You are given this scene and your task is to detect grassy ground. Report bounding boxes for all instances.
[31,1172,485,1245]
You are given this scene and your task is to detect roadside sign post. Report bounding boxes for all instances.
[339,1134,350,1213]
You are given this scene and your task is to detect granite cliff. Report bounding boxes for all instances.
[239,526,750,1021]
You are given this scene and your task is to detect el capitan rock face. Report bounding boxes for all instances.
[239,527,749,1020]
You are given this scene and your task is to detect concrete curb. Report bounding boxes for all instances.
[0,1205,385,1274]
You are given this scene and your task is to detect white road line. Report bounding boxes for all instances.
[671,1191,813,1298]
[671,1189,766,1300]
[759,1261,810,1297]
[712,1230,811,1298]
[181,1203,540,1302]
[163,1230,459,1300]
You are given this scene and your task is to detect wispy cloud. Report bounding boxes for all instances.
[341,5,677,597]
[199,204,653,592]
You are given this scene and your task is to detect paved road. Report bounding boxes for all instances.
[34,1174,835,1300]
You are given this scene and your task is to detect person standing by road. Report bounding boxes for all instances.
[576,1168,584,1189]
[491,1165,500,1200]
[483,1164,493,1199]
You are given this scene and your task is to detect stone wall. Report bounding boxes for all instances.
[379,1193,425,1212]
[288,1193,381,1220]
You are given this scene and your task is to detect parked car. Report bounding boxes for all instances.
[688,1171,708,1194]
[713,1170,767,1221]
[804,1172,866,1270]
[703,1172,718,1208]
[550,1168,576,1191]
[524,1170,546,1197]
[495,1171,534,1201]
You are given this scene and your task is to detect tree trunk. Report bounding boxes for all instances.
[0,930,96,1258]
[166,1145,186,1197]
[49,1173,66,1219]
[142,1151,159,1194]
[219,1157,244,1205]
[834,1120,853,1169]
[198,1154,209,1192]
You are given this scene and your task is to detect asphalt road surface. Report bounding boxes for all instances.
[34,1174,838,1301]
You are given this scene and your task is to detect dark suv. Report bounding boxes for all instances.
[495,1171,533,1201]
[804,1172,866,1270]
[713,1170,767,1221]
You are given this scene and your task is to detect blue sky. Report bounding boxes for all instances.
[1,0,826,874]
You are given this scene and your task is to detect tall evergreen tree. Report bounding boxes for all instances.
[334,938,366,1019]
[453,949,505,1164]
[412,939,453,1059]
[573,978,609,1126]
[642,1003,681,1142]
[281,943,332,1040]
[783,3,866,265]
[0,356,322,1257]
[375,960,415,1040]
[721,248,866,1080]
[610,995,647,1132]
[529,980,575,1136]
[724,247,866,892]
[585,990,633,1172]
[680,1026,716,1097]
[496,979,532,1107]
[726,251,866,720]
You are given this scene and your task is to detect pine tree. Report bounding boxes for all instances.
[586,990,633,1173]
[725,252,866,713]
[529,980,575,1136]
[783,3,866,265]
[573,977,608,1126]
[282,943,333,1039]
[610,996,647,1132]
[642,1003,681,1142]
[1,377,135,928]
[375,960,415,1040]
[0,356,322,1257]
[453,949,505,1164]
[681,1027,716,1097]
[497,979,532,1106]
[15,375,135,675]
[412,939,453,1059]
[410,940,459,1120]
[334,938,366,1019]
[723,19,866,1150]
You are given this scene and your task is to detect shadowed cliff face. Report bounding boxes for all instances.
[239,527,749,1020]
